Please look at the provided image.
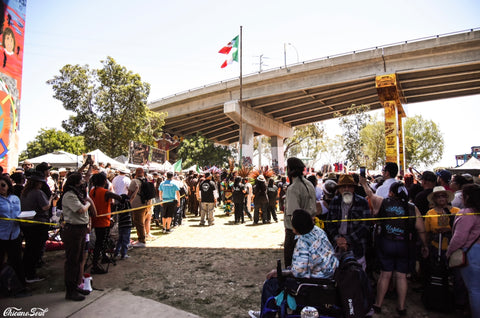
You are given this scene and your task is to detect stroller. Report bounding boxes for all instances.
[84,218,117,274]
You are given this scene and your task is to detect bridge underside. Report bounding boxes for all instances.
[150,29,480,152]
[160,61,480,145]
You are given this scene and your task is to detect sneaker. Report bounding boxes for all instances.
[25,277,45,283]
[133,242,146,248]
[248,310,261,318]
[166,229,172,233]
[162,229,167,234]
[121,254,130,260]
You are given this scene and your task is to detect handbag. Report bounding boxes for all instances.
[448,232,480,268]
[448,249,467,268]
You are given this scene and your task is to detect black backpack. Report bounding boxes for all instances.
[139,179,156,204]
[334,252,374,318]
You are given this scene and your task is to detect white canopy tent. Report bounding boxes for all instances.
[87,149,127,170]
[24,151,81,169]
[450,157,480,175]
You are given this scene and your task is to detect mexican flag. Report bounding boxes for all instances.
[219,35,239,68]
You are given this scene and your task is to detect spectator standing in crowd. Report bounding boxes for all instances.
[158,171,180,233]
[127,168,150,248]
[0,175,25,288]
[61,172,96,301]
[376,162,399,198]
[414,171,437,215]
[197,172,216,226]
[20,172,54,283]
[112,168,131,196]
[436,169,452,192]
[89,173,123,273]
[277,176,288,214]
[450,174,469,209]
[284,157,316,267]
[447,184,480,318]
[360,178,428,315]
[325,174,371,269]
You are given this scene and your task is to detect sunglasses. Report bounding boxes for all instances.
[434,194,448,199]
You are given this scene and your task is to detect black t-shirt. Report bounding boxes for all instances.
[414,188,433,215]
[267,185,278,205]
[232,184,245,204]
[379,198,414,241]
[200,180,216,203]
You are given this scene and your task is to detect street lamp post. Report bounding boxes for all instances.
[284,42,299,71]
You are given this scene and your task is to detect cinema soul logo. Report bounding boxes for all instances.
[3,307,49,317]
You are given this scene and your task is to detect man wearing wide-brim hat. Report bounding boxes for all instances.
[324,174,371,269]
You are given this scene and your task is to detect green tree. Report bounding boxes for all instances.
[405,115,444,167]
[335,104,370,169]
[360,114,444,168]
[176,133,232,168]
[20,128,86,160]
[47,57,166,158]
[284,123,325,159]
[359,115,385,170]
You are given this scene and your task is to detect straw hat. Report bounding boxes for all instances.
[427,186,454,204]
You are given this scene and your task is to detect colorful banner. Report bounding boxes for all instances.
[0,0,26,171]
[383,101,398,164]
[129,141,150,166]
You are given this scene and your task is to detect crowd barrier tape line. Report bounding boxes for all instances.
[2,198,479,227]
[0,195,187,226]
[323,212,480,224]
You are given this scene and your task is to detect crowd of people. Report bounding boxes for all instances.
[0,156,479,317]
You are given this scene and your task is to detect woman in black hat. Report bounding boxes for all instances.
[20,172,55,283]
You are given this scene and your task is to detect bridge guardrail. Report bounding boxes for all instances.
[149,27,480,104]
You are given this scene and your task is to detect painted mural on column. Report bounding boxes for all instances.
[0,0,26,171]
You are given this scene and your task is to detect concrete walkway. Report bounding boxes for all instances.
[0,289,200,318]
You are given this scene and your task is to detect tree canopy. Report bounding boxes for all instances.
[335,105,371,169]
[20,128,85,160]
[47,57,166,158]
[176,133,232,168]
[284,123,325,159]
[360,114,444,169]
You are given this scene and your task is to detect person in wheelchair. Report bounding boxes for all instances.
[248,209,339,318]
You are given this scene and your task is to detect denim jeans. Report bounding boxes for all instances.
[460,243,480,318]
[115,227,131,257]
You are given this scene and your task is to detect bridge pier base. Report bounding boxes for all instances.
[270,136,285,174]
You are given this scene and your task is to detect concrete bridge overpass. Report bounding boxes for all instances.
[149,28,480,168]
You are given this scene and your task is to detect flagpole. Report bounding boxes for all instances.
[239,25,243,167]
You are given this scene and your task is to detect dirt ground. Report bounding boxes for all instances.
[32,208,466,318]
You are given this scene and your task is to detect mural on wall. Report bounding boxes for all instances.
[0,0,26,171]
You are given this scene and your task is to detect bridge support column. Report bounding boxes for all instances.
[224,100,293,168]
[241,122,254,166]
[270,136,285,174]
[376,74,407,175]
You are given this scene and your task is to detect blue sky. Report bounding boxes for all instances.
[20,0,480,168]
